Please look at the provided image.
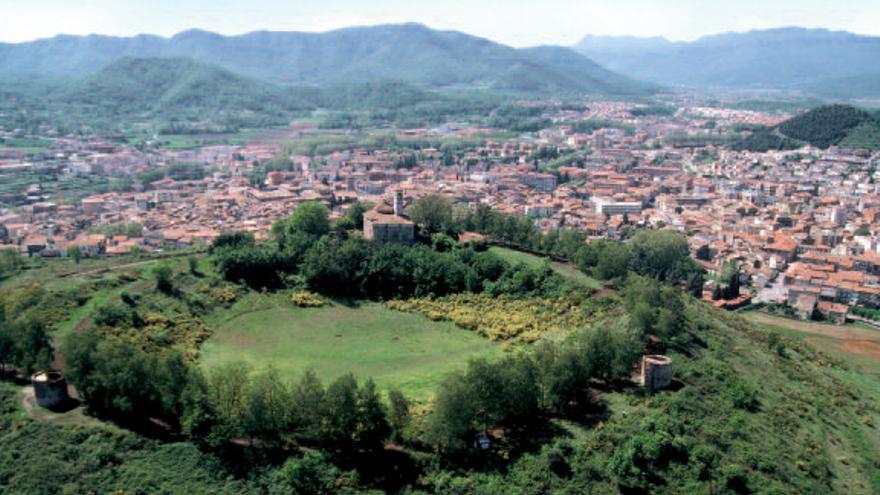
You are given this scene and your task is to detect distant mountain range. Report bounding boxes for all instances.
[0,23,652,96]
[574,27,880,97]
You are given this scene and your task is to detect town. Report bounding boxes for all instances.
[2,5,880,493]
[2,98,877,324]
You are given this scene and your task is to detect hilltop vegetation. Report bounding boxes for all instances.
[0,202,878,493]
[778,104,877,149]
[0,57,501,133]
[734,104,880,151]
[59,57,310,127]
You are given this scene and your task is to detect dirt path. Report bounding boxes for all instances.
[59,252,201,279]
[744,312,880,342]
[837,340,880,360]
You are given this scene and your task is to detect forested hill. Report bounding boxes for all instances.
[733,104,880,152]
[0,23,653,96]
[58,57,312,123]
[1,56,491,131]
[776,105,880,149]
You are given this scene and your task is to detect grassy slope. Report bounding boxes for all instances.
[839,121,880,150]
[742,311,880,377]
[488,246,602,289]
[200,293,502,399]
[523,304,880,494]
[715,310,880,493]
[719,310,878,493]
[2,253,878,492]
[0,382,252,494]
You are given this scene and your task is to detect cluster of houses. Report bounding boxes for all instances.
[2,101,879,324]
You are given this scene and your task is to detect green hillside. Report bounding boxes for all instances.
[1,57,472,131]
[57,56,312,125]
[0,266,877,493]
[777,104,875,148]
[734,104,880,151]
[0,204,877,493]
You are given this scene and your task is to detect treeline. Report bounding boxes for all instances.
[64,332,402,451]
[458,204,704,289]
[629,105,676,117]
[137,161,208,185]
[62,275,685,459]
[427,317,645,453]
[212,202,581,300]
[731,127,801,152]
[0,283,70,376]
[573,233,704,292]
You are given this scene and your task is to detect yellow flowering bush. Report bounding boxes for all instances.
[290,290,325,307]
[387,293,607,342]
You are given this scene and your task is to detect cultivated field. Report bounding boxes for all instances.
[200,295,502,399]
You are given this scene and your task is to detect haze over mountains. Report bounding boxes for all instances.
[574,27,880,97]
[0,23,651,96]
[2,23,879,102]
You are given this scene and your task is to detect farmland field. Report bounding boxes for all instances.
[200,295,502,399]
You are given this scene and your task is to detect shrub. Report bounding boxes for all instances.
[290,290,325,308]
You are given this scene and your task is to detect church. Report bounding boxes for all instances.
[363,191,415,244]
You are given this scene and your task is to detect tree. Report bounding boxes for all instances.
[180,368,225,447]
[322,373,360,447]
[210,231,255,253]
[0,249,23,280]
[387,388,411,443]
[188,256,199,275]
[695,244,712,261]
[152,351,190,423]
[270,451,341,495]
[409,194,453,234]
[575,322,642,383]
[1,317,52,374]
[628,230,695,283]
[290,370,325,443]
[63,333,155,418]
[68,245,83,264]
[208,362,251,435]
[724,269,741,300]
[243,368,291,445]
[425,373,477,453]
[342,201,367,230]
[286,202,331,238]
[356,378,390,448]
[301,237,369,297]
[594,243,632,280]
[687,270,705,297]
[153,264,174,294]
[624,275,686,338]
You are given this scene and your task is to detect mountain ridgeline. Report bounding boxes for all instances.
[0,23,651,96]
[575,27,880,97]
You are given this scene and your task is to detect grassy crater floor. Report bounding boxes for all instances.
[199,296,502,399]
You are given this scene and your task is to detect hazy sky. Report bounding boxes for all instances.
[1,0,878,46]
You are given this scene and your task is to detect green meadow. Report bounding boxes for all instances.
[200,295,502,399]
